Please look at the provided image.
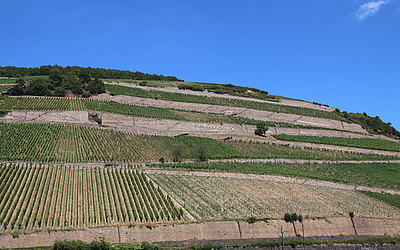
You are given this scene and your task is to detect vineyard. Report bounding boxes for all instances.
[152,162,400,190]
[223,140,396,161]
[149,174,400,220]
[105,84,346,121]
[0,85,12,92]
[0,96,348,131]
[360,191,400,209]
[273,134,400,152]
[0,122,242,163]
[0,164,184,233]
[0,122,395,163]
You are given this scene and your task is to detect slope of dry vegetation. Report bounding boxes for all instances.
[149,174,400,220]
[152,162,400,190]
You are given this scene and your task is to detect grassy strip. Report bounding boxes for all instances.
[106,84,345,121]
[273,134,400,152]
[151,162,400,190]
[360,191,400,209]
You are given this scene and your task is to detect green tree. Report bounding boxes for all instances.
[8,78,26,95]
[171,146,184,162]
[284,212,302,236]
[194,144,208,162]
[255,123,268,136]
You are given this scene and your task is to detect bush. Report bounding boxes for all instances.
[255,123,268,136]
[193,144,208,162]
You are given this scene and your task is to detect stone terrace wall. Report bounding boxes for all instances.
[1,218,399,248]
[92,94,367,134]
[107,82,336,112]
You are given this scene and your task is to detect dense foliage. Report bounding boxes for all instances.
[7,70,105,97]
[273,134,400,152]
[0,65,181,81]
[336,109,400,138]
[178,82,274,101]
[152,162,400,190]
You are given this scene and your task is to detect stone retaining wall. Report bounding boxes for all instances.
[92,94,367,134]
[107,82,335,112]
[1,218,399,248]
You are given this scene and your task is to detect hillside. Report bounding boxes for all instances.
[0,66,400,248]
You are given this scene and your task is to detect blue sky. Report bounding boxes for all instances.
[1,0,399,129]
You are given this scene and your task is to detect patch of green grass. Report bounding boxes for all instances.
[360,191,400,209]
[152,161,400,190]
[273,134,400,152]
[106,84,346,121]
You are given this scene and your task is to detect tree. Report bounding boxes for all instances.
[255,123,268,136]
[8,79,26,95]
[194,144,208,162]
[284,212,302,236]
[171,146,184,162]
[26,79,51,96]
[54,87,66,97]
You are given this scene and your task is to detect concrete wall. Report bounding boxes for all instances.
[1,218,399,248]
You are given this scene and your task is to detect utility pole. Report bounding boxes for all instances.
[302,220,305,250]
[281,226,285,250]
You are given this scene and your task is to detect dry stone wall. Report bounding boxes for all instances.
[0,110,96,126]
[1,218,399,248]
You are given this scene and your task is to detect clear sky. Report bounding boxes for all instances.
[1,0,399,129]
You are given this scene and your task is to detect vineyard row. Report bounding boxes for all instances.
[0,164,183,233]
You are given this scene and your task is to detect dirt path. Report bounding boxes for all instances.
[106,82,335,112]
[143,169,400,195]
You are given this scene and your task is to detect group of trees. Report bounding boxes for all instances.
[171,144,209,162]
[8,70,105,97]
[336,109,400,138]
[0,65,181,81]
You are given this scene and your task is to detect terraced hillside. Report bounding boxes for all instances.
[0,66,400,247]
